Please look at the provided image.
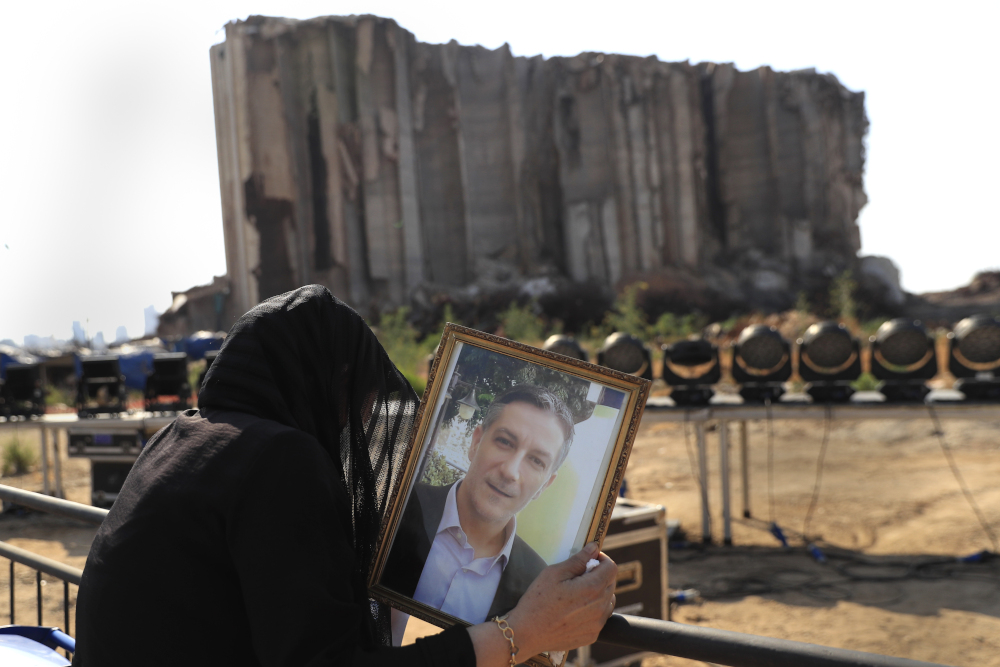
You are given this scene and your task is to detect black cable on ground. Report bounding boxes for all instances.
[926,404,999,552]
[802,405,833,540]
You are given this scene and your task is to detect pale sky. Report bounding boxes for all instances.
[2,0,997,345]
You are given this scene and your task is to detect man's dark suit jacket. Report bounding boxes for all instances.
[381,482,547,621]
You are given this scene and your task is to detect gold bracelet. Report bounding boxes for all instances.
[492,615,519,667]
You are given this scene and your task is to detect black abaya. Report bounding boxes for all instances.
[72,286,475,666]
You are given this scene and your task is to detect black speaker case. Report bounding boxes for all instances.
[67,430,143,458]
[90,459,137,508]
[569,498,668,667]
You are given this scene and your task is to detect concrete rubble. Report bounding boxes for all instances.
[208,14,869,325]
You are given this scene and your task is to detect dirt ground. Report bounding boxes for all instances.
[628,413,1000,667]
[1,411,998,666]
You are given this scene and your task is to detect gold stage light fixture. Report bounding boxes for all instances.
[731,325,792,403]
[797,321,861,403]
[870,318,936,402]
[661,339,720,406]
[597,332,653,381]
[542,335,589,362]
[947,314,1000,401]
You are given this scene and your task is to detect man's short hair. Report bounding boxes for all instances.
[479,384,575,472]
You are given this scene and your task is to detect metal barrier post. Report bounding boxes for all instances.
[696,423,711,543]
[64,580,71,638]
[39,429,51,496]
[36,570,43,625]
[51,429,65,499]
[740,420,750,518]
[720,421,732,545]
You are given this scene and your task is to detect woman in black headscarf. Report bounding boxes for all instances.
[73,285,616,667]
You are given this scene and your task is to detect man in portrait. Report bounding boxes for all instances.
[382,384,575,626]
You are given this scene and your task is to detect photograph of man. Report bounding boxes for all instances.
[382,384,575,628]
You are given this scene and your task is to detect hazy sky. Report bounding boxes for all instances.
[2,1,997,345]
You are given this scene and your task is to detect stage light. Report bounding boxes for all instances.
[661,339,720,406]
[731,325,792,402]
[797,321,861,403]
[870,318,936,402]
[145,352,191,413]
[77,355,127,417]
[947,314,1000,400]
[542,335,588,362]
[597,332,653,381]
[0,363,46,418]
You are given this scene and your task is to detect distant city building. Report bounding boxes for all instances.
[72,321,87,345]
[144,306,160,337]
[92,332,107,350]
[115,326,129,344]
[23,334,65,350]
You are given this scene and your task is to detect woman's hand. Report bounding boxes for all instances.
[468,542,617,666]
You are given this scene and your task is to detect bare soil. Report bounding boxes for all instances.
[3,414,998,666]
[629,415,1000,667]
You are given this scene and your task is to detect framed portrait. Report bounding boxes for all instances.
[370,324,651,667]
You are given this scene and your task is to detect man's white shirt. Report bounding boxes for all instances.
[392,481,517,644]
[413,481,516,622]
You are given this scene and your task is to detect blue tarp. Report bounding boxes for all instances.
[118,351,156,390]
[165,331,225,361]
[0,347,40,381]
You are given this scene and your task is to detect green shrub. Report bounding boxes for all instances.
[1,438,37,476]
[188,360,205,396]
[651,311,706,341]
[830,270,858,322]
[604,282,649,337]
[44,385,75,407]
[376,308,427,375]
[851,372,880,392]
[859,318,887,339]
[402,371,427,398]
[795,291,811,315]
[499,301,546,343]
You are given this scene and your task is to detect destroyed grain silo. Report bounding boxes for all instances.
[193,14,870,330]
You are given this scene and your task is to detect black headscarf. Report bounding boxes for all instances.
[198,285,418,647]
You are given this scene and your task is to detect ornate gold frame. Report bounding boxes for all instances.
[369,323,651,667]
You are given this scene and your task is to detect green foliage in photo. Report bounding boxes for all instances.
[420,450,464,487]
[451,344,595,427]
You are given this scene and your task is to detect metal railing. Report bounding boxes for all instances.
[599,613,952,667]
[0,485,953,667]
[0,483,108,654]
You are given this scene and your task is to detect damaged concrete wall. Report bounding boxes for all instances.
[210,15,867,320]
